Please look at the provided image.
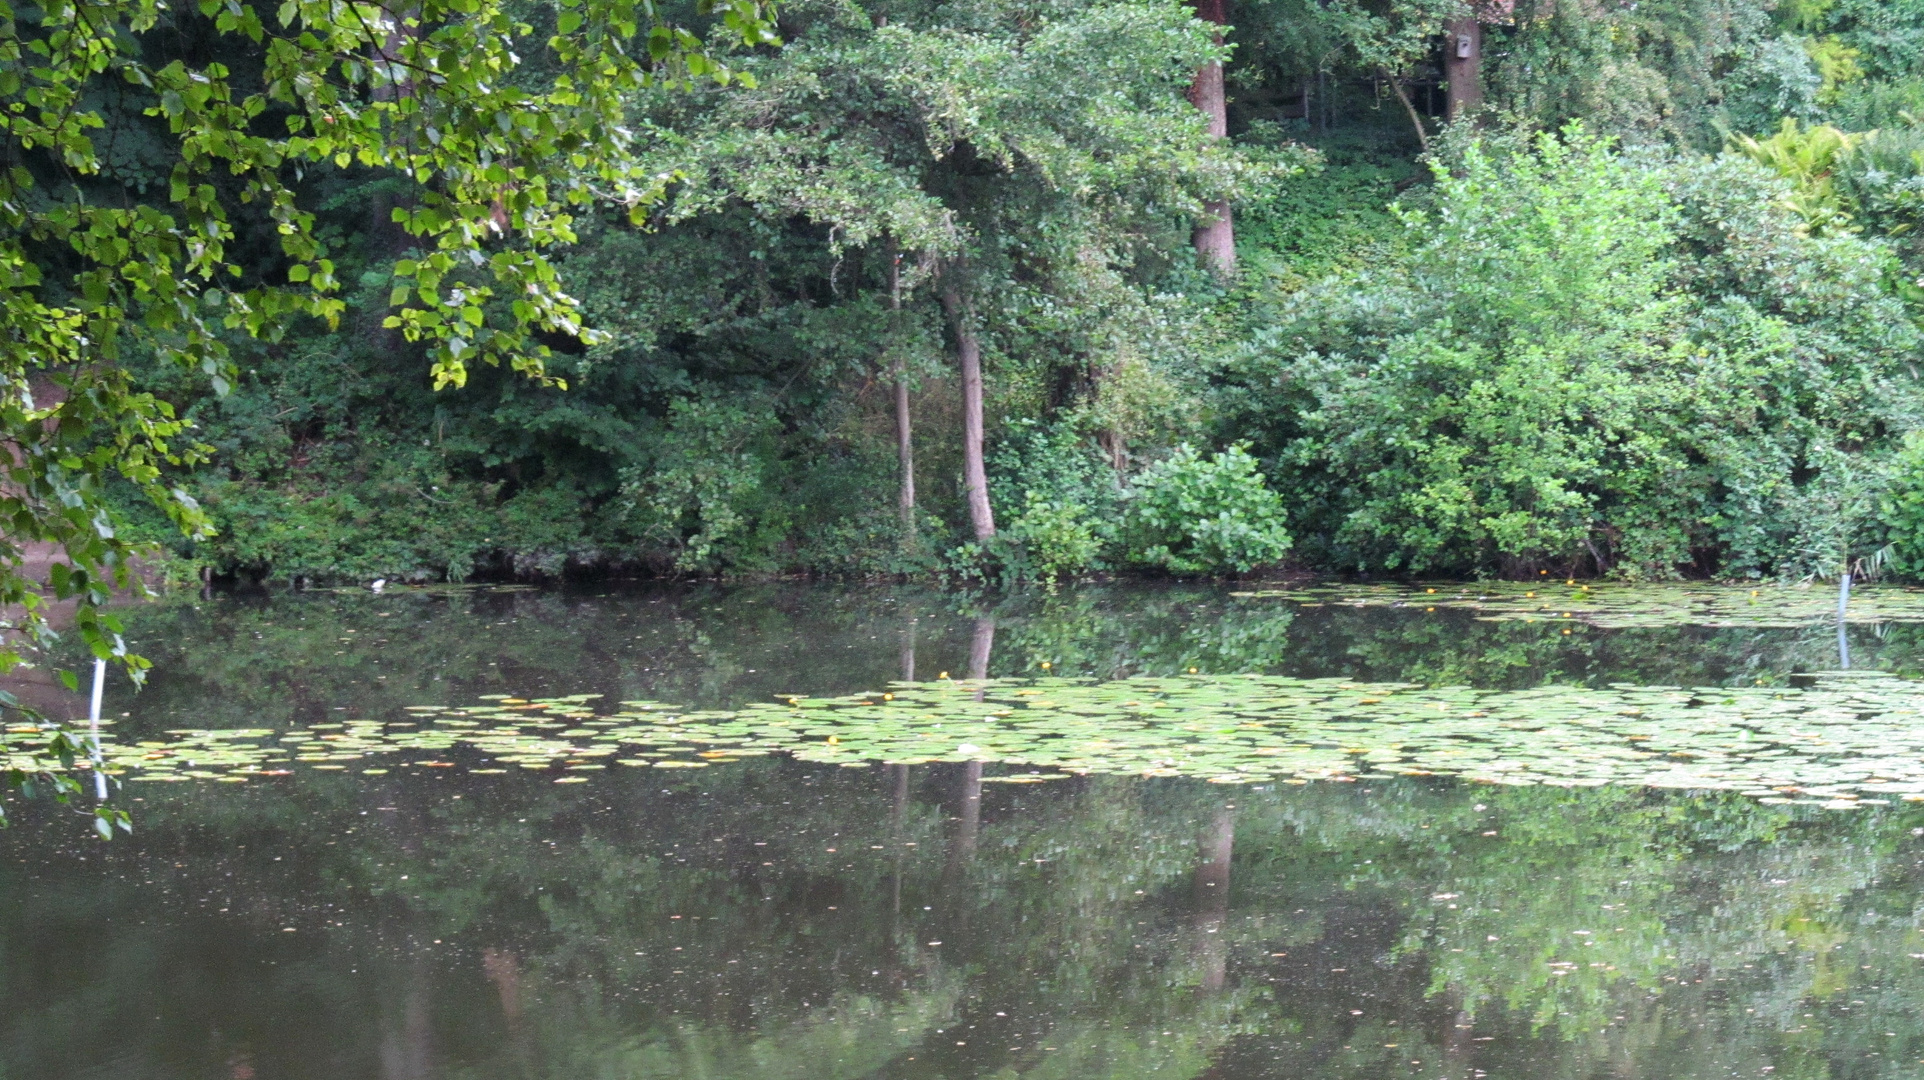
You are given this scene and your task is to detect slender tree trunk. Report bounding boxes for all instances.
[1838,570,1853,670]
[1188,0,1235,276]
[1380,67,1431,153]
[940,280,995,542]
[887,241,916,537]
[1444,18,1483,120]
[894,363,915,528]
[1098,428,1128,485]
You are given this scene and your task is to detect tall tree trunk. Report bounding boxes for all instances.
[887,241,916,537]
[940,280,995,542]
[1098,428,1127,485]
[1188,0,1235,276]
[1444,18,1483,120]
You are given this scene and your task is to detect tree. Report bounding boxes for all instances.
[940,273,997,541]
[1444,15,1481,119]
[644,0,1259,557]
[1189,0,1235,275]
[0,0,777,815]
[883,238,916,539]
[1231,127,1924,578]
[1317,0,1466,149]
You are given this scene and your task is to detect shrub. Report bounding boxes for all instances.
[187,444,601,583]
[982,419,1122,582]
[1233,124,1924,579]
[1879,433,1924,574]
[999,492,1110,582]
[620,395,789,573]
[1728,119,1860,231]
[987,420,1123,523]
[1121,445,1292,574]
[1838,121,1924,267]
[1723,35,1824,135]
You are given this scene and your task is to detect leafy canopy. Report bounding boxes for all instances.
[0,0,775,814]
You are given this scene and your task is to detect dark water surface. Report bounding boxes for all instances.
[6,583,1924,1079]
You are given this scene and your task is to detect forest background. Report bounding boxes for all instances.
[23,0,1924,594]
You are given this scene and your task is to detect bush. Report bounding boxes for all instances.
[1231,124,1924,579]
[1879,433,1924,574]
[1723,35,1824,135]
[619,395,789,573]
[189,443,601,583]
[1838,121,1924,267]
[1728,119,1860,232]
[982,419,1122,582]
[999,492,1110,582]
[1121,445,1292,574]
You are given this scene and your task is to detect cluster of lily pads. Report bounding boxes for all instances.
[1235,581,1924,628]
[14,673,1924,806]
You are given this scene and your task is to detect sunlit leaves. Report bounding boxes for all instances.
[0,0,778,825]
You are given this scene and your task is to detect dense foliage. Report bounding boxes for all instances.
[17,0,1924,619]
[1231,128,1924,578]
[0,0,777,813]
[4,0,776,640]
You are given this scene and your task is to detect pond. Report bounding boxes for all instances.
[6,581,1924,1079]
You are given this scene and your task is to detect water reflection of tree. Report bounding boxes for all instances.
[17,581,1924,1078]
[96,584,1924,752]
[6,767,1924,1079]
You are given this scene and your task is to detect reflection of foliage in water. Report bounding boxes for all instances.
[1244,580,1924,628]
[968,588,1299,678]
[28,671,1924,807]
[5,765,1923,1079]
[88,583,1312,728]
[15,583,1924,1076]
[76,582,1924,743]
